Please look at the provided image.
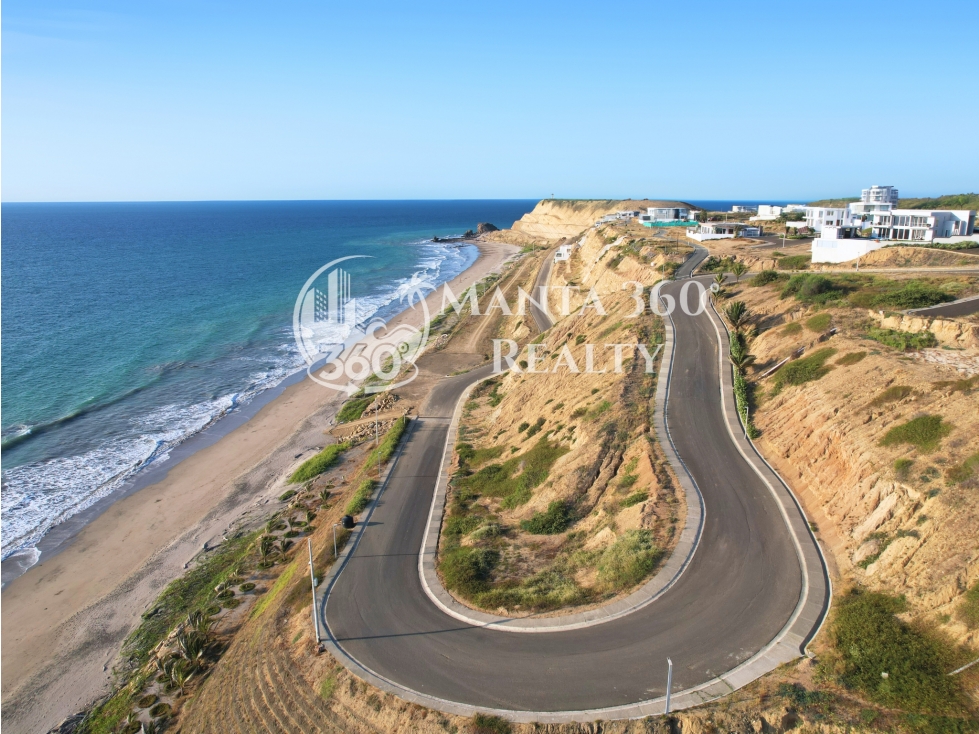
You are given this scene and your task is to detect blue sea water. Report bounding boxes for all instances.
[1,200,535,562]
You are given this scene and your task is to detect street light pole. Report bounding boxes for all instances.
[332,523,341,557]
[308,538,321,643]
[665,658,673,714]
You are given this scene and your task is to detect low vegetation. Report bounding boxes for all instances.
[288,442,348,483]
[866,326,938,351]
[879,415,952,453]
[828,589,968,716]
[336,395,373,423]
[345,478,378,515]
[771,348,836,394]
[454,438,569,509]
[870,385,913,406]
[520,500,572,534]
[836,351,866,366]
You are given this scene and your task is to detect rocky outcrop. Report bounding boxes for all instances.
[476,222,498,234]
[869,310,979,349]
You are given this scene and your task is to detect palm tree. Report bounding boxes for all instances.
[169,658,195,695]
[318,488,331,505]
[277,538,293,555]
[731,261,748,282]
[258,535,276,564]
[186,610,213,636]
[724,301,750,332]
[729,335,756,374]
[175,629,208,666]
[713,272,726,291]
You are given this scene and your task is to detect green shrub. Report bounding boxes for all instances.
[597,530,661,591]
[441,546,498,597]
[239,582,256,592]
[444,514,482,537]
[958,581,979,629]
[945,453,979,484]
[751,269,782,286]
[517,422,530,433]
[870,385,913,406]
[866,327,938,351]
[781,273,845,303]
[470,713,512,734]
[136,694,158,708]
[872,281,955,310]
[932,376,979,394]
[524,417,546,439]
[279,489,297,501]
[782,322,802,335]
[772,348,836,393]
[365,415,409,467]
[149,702,172,718]
[621,490,648,508]
[587,400,612,420]
[345,478,378,515]
[836,351,866,366]
[776,254,811,270]
[880,415,952,453]
[520,501,572,534]
[320,675,337,700]
[831,590,964,713]
[337,396,372,423]
[288,442,349,483]
[805,313,832,332]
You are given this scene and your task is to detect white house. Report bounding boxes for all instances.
[686,222,763,241]
[803,206,851,233]
[554,244,574,263]
[595,210,641,225]
[869,209,975,241]
[731,205,758,213]
[639,206,696,226]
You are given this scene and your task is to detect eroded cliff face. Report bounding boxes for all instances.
[729,279,979,646]
[485,199,694,243]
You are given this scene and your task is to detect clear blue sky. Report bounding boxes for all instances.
[3,1,977,202]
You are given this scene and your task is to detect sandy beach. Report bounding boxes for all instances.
[0,239,519,734]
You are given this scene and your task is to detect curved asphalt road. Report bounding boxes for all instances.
[322,244,813,714]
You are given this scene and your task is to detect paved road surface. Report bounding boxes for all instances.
[322,244,812,713]
[907,295,979,318]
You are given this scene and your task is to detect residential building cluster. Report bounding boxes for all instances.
[810,184,976,263]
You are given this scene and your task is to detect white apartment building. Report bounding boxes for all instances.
[862,185,899,205]
[870,209,975,241]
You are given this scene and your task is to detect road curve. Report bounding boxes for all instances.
[320,251,825,721]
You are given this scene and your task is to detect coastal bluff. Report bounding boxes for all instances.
[489,198,695,242]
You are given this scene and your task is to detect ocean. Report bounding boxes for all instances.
[0,200,536,567]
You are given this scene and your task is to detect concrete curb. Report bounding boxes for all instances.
[414,319,706,632]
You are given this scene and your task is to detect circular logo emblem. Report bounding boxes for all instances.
[292,256,432,394]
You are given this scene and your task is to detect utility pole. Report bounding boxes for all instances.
[332,523,341,557]
[665,658,673,714]
[308,538,321,643]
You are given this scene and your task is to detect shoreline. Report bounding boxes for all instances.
[0,239,520,734]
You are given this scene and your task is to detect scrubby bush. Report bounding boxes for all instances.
[345,478,378,515]
[751,269,782,286]
[782,322,802,335]
[879,415,952,453]
[771,348,836,394]
[621,491,649,508]
[440,546,498,597]
[520,501,572,534]
[872,281,955,309]
[831,589,964,713]
[958,581,979,629]
[597,530,661,591]
[870,385,913,406]
[805,313,831,332]
[337,396,372,423]
[866,327,938,351]
[836,351,866,366]
[288,442,349,483]
[444,514,482,537]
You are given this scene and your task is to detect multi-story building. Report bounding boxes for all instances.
[869,210,975,241]
[803,207,850,233]
[861,185,899,205]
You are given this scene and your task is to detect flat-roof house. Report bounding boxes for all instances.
[731,205,758,213]
[639,206,696,226]
[686,222,763,241]
[804,207,850,233]
[553,244,574,263]
[870,210,975,241]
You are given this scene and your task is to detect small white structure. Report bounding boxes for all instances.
[686,222,763,241]
[811,226,885,263]
[595,210,640,225]
[731,205,758,213]
[554,244,573,263]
